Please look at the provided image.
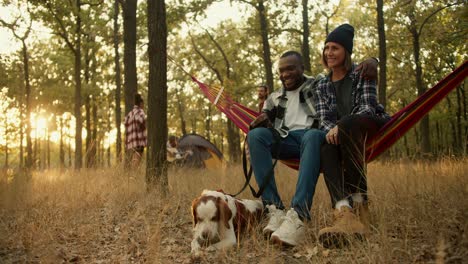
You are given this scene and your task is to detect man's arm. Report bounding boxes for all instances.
[355,57,379,80]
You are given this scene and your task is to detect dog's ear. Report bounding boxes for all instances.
[191,197,200,227]
[217,197,232,229]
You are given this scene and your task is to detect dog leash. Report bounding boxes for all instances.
[229,128,280,198]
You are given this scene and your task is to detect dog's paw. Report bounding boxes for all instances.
[191,250,203,259]
[206,245,217,252]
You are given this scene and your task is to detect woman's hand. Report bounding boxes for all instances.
[326,126,339,145]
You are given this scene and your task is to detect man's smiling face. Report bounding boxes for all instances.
[278,55,304,91]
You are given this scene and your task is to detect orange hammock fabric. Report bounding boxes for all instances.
[193,61,467,168]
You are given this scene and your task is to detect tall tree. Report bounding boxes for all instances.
[120,0,138,119]
[190,29,242,162]
[29,0,86,168]
[146,0,168,189]
[301,0,311,75]
[404,1,459,154]
[120,0,138,167]
[114,0,123,162]
[0,6,34,171]
[238,0,274,91]
[376,0,387,108]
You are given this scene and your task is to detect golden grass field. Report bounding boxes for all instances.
[0,159,467,263]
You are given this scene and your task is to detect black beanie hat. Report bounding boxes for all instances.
[325,24,354,54]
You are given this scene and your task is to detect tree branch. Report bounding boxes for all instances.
[189,33,223,84]
[202,28,231,79]
[418,2,462,35]
[45,1,76,53]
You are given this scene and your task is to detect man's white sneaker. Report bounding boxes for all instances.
[270,208,305,247]
[263,204,285,237]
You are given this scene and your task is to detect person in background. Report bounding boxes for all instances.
[124,94,147,168]
[257,85,269,112]
[314,24,390,248]
[167,135,183,161]
[167,135,193,164]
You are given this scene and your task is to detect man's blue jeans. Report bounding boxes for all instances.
[247,128,325,220]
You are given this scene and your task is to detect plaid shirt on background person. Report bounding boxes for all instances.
[124,106,147,150]
[314,64,390,132]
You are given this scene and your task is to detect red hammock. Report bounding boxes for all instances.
[193,61,467,168]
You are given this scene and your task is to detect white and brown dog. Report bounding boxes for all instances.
[190,190,263,254]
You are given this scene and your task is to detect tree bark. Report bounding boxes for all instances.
[123,0,138,119]
[22,41,33,171]
[74,0,83,169]
[3,119,8,169]
[114,0,122,162]
[59,117,65,168]
[257,0,274,91]
[376,0,387,108]
[85,95,91,167]
[122,0,138,168]
[455,85,462,154]
[408,8,430,154]
[19,99,24,169]
[301,0,311,75]
[91,99,98,167]
[146,0,168,190]
[175,88,187,135]
[227,119,241,163]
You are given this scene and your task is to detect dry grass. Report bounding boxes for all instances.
[0,159,467,263]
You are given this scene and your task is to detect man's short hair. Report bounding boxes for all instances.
[258,85,269,92]
[280,50,303,65]
[135,93,143,105]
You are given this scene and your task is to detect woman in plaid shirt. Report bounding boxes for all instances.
[314,24,390,248]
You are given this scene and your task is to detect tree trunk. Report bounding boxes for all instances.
[227,119,241,163]
[445,96,458,153]
[455,85,462,154]
[47,129,50,169]
[146,0,168,190]
[114,0,122,162]
[91,99,98,167]
[22,41,33,170]
[3,120,8,169]
[376,0,387,108]
[205,105,211,141]
[409,11,430,154]
[68,132,72,168]
[19,88,24,169]
[60,117,65,168]
[34,135,38,169]
[85,95,91,167]
[301,0,311,75]
[175,88,187,135]
[123,0,138,120]
[257,0,274,91]
[74,0,83,169]
[460,81,467,153]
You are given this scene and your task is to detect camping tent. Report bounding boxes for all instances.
[177,134,225,169]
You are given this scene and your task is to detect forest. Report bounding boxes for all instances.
[0,0,466,176]
[0,1,467,263]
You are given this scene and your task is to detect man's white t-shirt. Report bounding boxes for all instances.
[284,88,312,131]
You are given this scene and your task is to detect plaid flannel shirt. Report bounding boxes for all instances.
[124,106,147,150]
[263,76,320,137]
[314,64,390,132]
